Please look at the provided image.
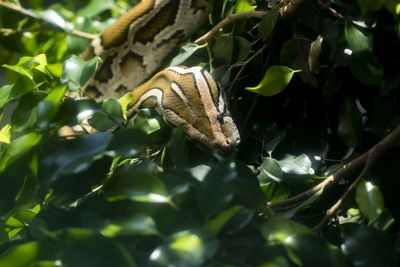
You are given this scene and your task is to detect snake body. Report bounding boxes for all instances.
[82,0,240,151]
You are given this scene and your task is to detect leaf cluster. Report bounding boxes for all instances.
[0,0,399,266]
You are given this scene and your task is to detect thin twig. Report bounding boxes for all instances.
[227,43,267,95]
[194,11,267,44]
[0,1,96,40]
[268,125,400,210]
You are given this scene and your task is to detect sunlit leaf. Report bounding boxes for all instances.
[61,55,101,91]
[0,132,42,172]
[0,124,11,144]
[235,0,256,13]
[246,65,299,96]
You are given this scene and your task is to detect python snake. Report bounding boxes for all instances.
[81,0,240,151]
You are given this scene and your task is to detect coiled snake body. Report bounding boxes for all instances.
[82,0,240,151]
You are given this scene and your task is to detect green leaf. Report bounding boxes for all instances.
[196,162,237,217]
[246,65,299,96]
[37,86,67,129]
[166,127,188,167]
[0,85,14,110]
[337,97,362,148]
[77,0,115,18]
[258,157,283,182]
[0,132,42,172]
[101,214,159,237]
[0,124,11,144]
[349,55,383,86]
[61,55,101,91]
[0,241,41,267]
[258,8,280,41]
[89,99,124,131]
[3,54,52,81]
[356,180,384,224]
[205,205,244,235]
[104,162,169,203]
[234,36,252,62]
[260,217,312,243]
[279,154,314,175]
[150,230,217,267]
[345,22,372,53]
[40,133,112,181]
[235,0,256,13]
[170,43,207,66]
[357,0,384,13]
[212,33,234,66]
[58,229,137,267]
[340,224,397,267]
[284,234,347,267]
[37,10,73,32]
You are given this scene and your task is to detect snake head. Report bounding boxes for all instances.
[130,66,240,152]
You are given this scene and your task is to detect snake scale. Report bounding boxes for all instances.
[81,0,240,151]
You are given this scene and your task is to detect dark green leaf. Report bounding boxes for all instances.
[170,43,206,66]
[340,224,397,267]
[101,214,159,237]
[258,8,280,41]
[355,180,384,224]
[37,86,67,129]
[337,97,362,147]
[284,234,348,267]
[196,162,237,217]
[212,33,234,66]
[150,230,217,267]
[104,162,168,203]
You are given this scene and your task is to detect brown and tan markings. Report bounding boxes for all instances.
[80,0,240,151]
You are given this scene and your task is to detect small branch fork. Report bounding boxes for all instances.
[194,0,305,45]
[267,125,400,231]
[0,1,96,40]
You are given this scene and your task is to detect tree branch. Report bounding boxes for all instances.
[194,11,267,44]
[0,1,96,40]
[268,125,400,211]
[312,125,400,230]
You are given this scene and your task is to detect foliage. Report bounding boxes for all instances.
[0,0,399,266]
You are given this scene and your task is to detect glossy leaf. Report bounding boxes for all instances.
[61,55,101,91]
[0,132,42,172]
[170,43,207,66]
[356,180,384,224]
[341,224,397,267]
[258,157,283,182]
[246,65,299,96]
[345,22,372,53]
[279,154,314,175]
[104,162,169,203]
[37,86,67,129]
[150,230,217,267]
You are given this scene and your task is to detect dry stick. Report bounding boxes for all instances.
[268,125,400,210]
[313,125,400,231]
[0,1,96,40]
